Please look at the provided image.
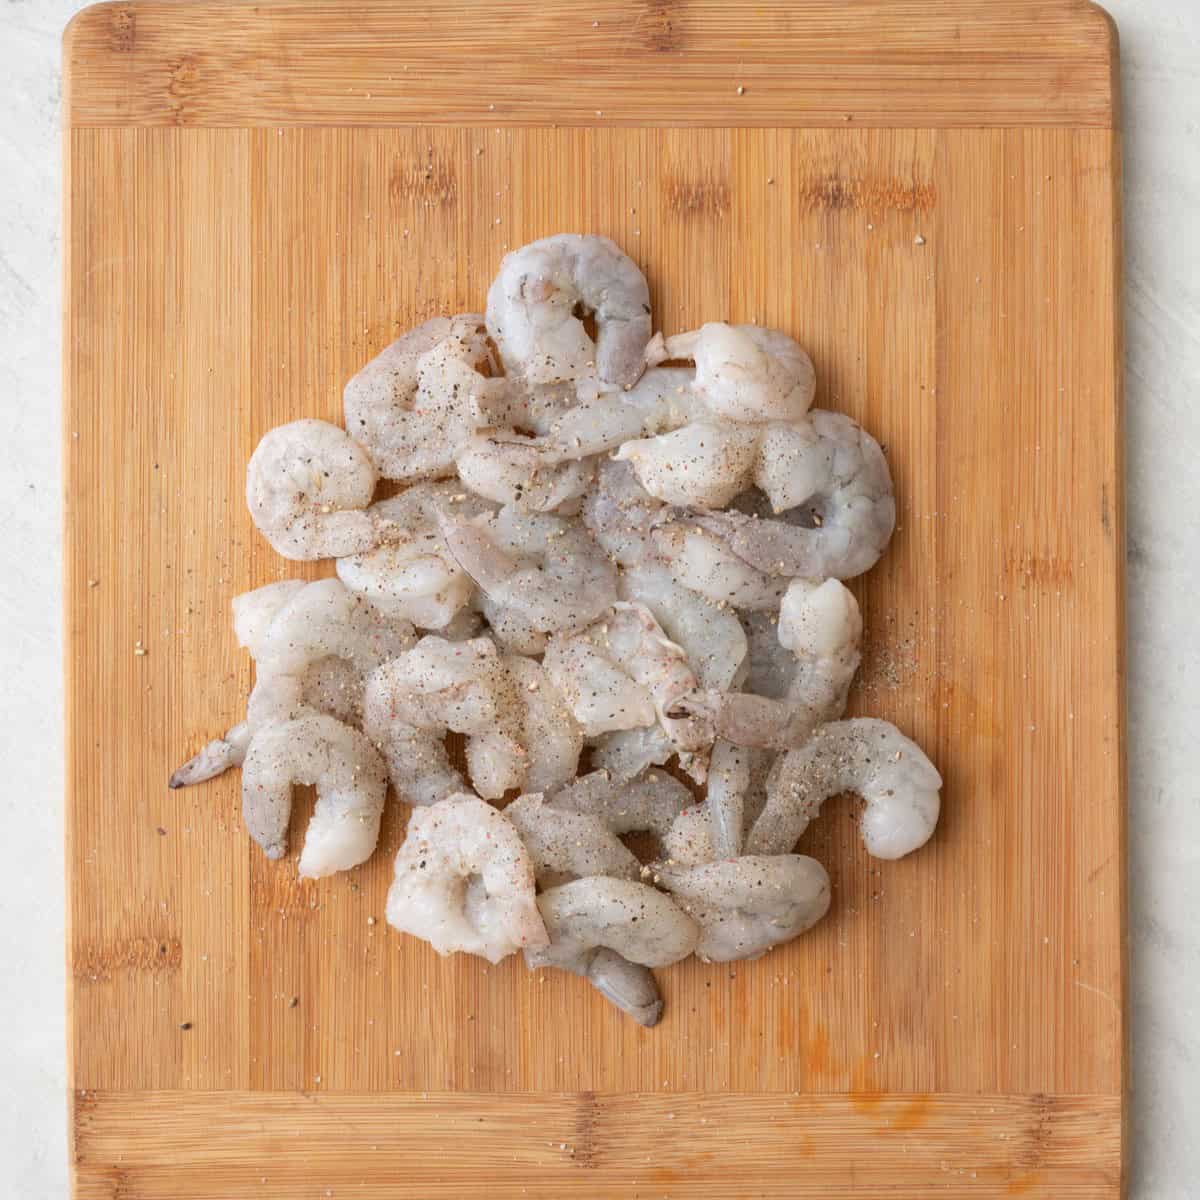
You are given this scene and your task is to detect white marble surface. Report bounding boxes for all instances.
[1,1,1196,1194]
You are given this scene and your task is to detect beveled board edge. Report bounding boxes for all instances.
[62,0,1119,130]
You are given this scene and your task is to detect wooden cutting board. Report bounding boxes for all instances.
[63,2,1125,1195]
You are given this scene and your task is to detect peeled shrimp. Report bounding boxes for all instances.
[486,234,651,388]
[684,579,862,751]
[343,315,505,482]
[246,420,378,560]
[659,410,896,581]
[502,655,583,794]
[547,768,693,839]
[455,431,595,512]
[746,718,941,860]
[653,855,830,961]
[230,580,307,657]
[588,724,676,781]
[240,713,388,877]
[581,457,665,568]
[504,793,638,888]
[614,419,760,508]
[662,748,775,865]
[386,794,547,963]
[526,877,698,972]
[439,506,616,637]
[336,483,492,630]
[650,519,788,611]
[665,323,815,423]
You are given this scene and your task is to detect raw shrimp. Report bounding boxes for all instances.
[569,947,665,1027]
[682,579,862,751]
[502,655,583,794]
[246,420,379,560]
[455,431,595,512]
[386,794,547,962]
[336,483,492,630]
[653,855,830,961]
[746,718,941,860]
[588,725,676,781]
[230,580,307,657]
[526,877,698,972]
[665,323,815,423]
[343,315,505,482]
[650,518,788,611]
[504,793,639,888]
[614,419,760,508]
[659,410,896,581]
[439,506,617,637]
[486,235,652,388]
[240,713,388,877]
[705,739,751,859]
[619,560,747,691]
[581,457,665,568]
[547,768,693,839]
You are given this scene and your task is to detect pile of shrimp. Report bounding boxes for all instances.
[173,234,941,1026]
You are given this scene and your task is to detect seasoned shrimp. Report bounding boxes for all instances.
[240,713,388,877]
[581,457,665,568]
[439,506,617,637]
[659,410,896,581]
[653,855,830,961]
[336,483,492,630]
[650,519,788,611]
[682,579,862,751]
[246,420,379,560]
[619,560,747,691]
[343,315,505,482]
[386,795,547,962]
[665,323,815,423]
[526,877,698,972]
[547,767,693,839]
[502,655,583,794]
[588,725,676,781]
[614,419,760,508]
[705,739,751,859]
[455,431,595,512]
[505,793,639,888]
[486,235,651,388]
[746,718,942,860]
[230,580,307,657]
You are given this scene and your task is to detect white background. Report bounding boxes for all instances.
[2,1,1196,1194]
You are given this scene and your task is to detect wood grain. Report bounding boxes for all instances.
[73,1090,1122,1198]
[63,2,1124,1195]
[62,0,1119,129]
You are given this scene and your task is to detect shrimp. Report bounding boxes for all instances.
[548,767,693,838]
[571,947,666,1027]
[343,315,505,482]
[504,793,639,888]
[581,457,665,568]
[650,519,788,611]
[614,419,760,509]
[230,580,307,657]
[681,579,862,751]
[546,603,713,779]
[665,323,815,423]
[439,505,617,637]
[486,235,652,388]
[705,739,751,859]
[240,713,388,877]
[526,877,698,972]
[336,483,492,630]
[653,855,830,961]
[657,410,896,581]
[746,718,942,860]
[619,560,747,691]
[245,419,379,560]
[588,725,676,781]
[386,794,548,963]
[455,431,595,512]
[502,654,583,794]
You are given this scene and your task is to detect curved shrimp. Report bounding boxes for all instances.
[336,483,493,630]
[665,323,815,423]
[501,655,583,794]
[343,315,506,482]
[486,235,652,388]
[455,431,595,512]
[246,420,379,560]
[656,410,896,581]
[504,793,639,889]
[581,457,666,568]
[588,725,676,781]
[386,794,548,963]
[526,877,698,972]
[680,578,862,751]
[746,718,942,860]
[649,519,787,611]
[439,506,617,638]
[614,419,760,509]
[653,855,830,961]
[547,767,693,839]
[240,713,388,877]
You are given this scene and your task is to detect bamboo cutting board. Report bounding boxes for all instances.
[63,2,1125,1195]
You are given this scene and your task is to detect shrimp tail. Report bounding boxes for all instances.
[586,948,663,1027]
[168,724,249,788]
